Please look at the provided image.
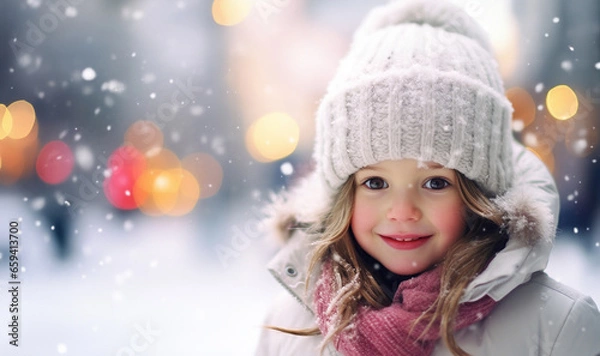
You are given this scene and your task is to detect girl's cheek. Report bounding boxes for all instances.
[352,197,375,229]
[434,202,466,237]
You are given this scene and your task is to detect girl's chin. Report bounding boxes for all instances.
[385,263,429,276]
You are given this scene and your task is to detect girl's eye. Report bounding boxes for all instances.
[363,177,388,190]
[424,177,450,190]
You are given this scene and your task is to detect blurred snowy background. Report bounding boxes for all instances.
[0,0,599,355]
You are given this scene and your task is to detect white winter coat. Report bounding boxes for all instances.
[255,143,600,356]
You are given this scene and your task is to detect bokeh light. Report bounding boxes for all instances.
[0,104,13,140]
[182,152,223,199]
[546,84,578,121]
[0,119,39,185]
[506,87,536,131]
[107,144,147,178]
[103,169,140,210]
[167,169,200,216]
[7,100,36,139]
[246,112,299,162]
[36,140,75,184]
[212,0,254,26]
[132,148,183,216]
[133,167,200,216]
[105,131,205,215]
[145,148,181,171]
[151,169,201,215]
[104,145,147,210]
[134,169,163,216]
[153,169,181,214]
[0,141,25,185]
[124,120,164,157]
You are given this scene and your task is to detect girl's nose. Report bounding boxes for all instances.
[386,194,422,222]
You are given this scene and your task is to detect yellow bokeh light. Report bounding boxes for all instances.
[212,0,254,26]
[0,104,13,140]
[133,169,163,216]
[546,85,578,121]
[167,169,200,216]
[124,120,164,157]
[7,100,36,140]
[153,169,181,214]
[246,112,299,162]
[133,167,200,216]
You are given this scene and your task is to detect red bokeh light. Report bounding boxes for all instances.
[36,140,74,185]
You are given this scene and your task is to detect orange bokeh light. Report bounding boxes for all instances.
[0,120,39,185]
[145,148,181,171]
[506,87,536,130]
[133,169,164,217]
[182,152,223,199]
[133,167,200,216]
[124,120,164,157]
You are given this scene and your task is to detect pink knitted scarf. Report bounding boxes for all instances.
[313,259,496,356]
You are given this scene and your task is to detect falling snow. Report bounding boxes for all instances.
[190,105,205,116]
[561,60,573,71]
[31,197,46,211]
[512,120,524,132]
[57,343,68,354]
[101,80,126,93]
[81,67,97,81]
[75,146,94,171]
[280,162,294,175]
[535,83,544,93]
[572,139,589,155]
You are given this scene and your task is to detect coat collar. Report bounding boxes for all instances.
[267,229,320,313]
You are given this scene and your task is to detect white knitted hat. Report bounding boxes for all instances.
[314,0,515,196]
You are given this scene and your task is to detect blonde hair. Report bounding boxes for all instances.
[269,171,507,356]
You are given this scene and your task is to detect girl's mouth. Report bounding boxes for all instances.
[378,234,431,250]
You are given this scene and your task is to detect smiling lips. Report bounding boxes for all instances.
[378,233,432,250]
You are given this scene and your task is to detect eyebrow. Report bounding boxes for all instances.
[423,162,444,169]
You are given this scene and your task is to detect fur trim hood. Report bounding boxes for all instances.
[263,140,559,303]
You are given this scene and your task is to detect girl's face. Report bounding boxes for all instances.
[351,159,466,276]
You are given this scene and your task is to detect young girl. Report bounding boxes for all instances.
[256,1,600,355]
